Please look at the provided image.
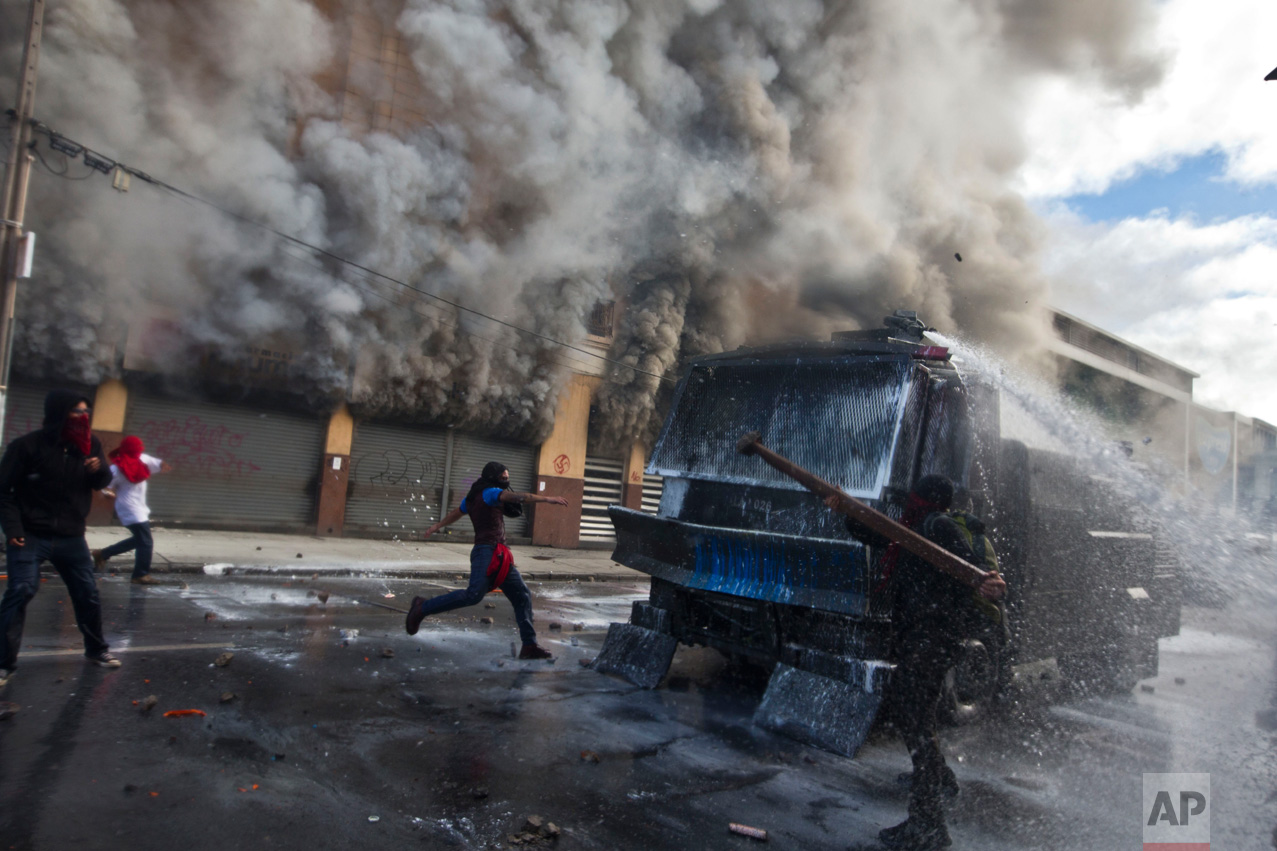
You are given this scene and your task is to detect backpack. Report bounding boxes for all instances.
[948,511,1006,628]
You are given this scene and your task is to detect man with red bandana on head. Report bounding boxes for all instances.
[92,435,171,585]
[0,390,118,690]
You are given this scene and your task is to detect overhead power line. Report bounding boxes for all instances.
[23,118,673,385]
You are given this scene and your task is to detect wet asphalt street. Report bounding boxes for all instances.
[2,571,1276,850]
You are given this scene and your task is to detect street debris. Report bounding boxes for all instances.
[578,659,593,668]
[728,823,768,841]
[220,692,236,703]
[383,592,396,598]
[367,815,380,823]
[1140,684,1155,693]
[163,709,207,718]
[381,648,395,658]
[548,622,562,631]
[480,617,494,625]
[1175,677,1186,685]
[0,701,18,721]
[204,612,216,622]
[296,553,303,558]
[579,750,600,764]
[484,602,497,609]
[317,591,330,604]
[507,815,560,846]
[572,623,583,631]
[214,652,234,668]
[470,786,489,800]
[139,694,158,712]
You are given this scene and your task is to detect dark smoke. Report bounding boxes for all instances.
[0,0,1164,444]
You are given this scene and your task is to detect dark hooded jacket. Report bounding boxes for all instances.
[462,461,520,547]
[0,389,111,539]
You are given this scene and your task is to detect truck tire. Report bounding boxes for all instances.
[941,638,1000,725]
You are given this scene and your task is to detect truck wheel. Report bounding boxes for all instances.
[942,639,999,725]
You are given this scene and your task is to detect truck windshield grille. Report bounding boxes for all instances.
[649,359,911,499]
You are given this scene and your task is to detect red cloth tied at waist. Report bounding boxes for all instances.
[486,543,514,591]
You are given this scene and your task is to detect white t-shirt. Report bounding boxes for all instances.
[108,453,164,526]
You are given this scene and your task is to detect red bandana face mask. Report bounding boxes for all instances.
[109,435,150,483]
[61,413,92,456]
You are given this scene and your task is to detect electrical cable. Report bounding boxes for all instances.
[24,119,673,385]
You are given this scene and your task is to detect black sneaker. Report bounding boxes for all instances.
[878,818,951,850]
[87,652,122,669]
[518,644,553,660]
[405,596,427,636]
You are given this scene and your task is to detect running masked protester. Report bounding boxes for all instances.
[407,462,569,660]
[827,474,1005,851]
[0,390,120,689]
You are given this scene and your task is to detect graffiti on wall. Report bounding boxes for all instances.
[350,449,440,494]
[139,417,262,478]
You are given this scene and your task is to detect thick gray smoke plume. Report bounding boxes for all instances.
[0,0,1164,444]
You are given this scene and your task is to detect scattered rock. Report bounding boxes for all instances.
[572,623,583,631]
[316,591,330,604]
[480,617,494,625]
[580,750,600,763]
[1140,684,1155,693]
[470,786,489,799]
[123,784,138,794]
[548,622,562,631]
[311,573,318,580]
[204,612,216,622]
[367,815,380,823]
[295,553,303,559]
[484,602,497,609]
[1174,677,1186,685]
[270,593,277,600]
[578,658,593,668]
[381,648,395,658]
[220,692,236,703]
[214,652,234,668]
[255,546,262,551]
[140,694,158,712]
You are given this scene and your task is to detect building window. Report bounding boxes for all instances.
[586,301,615,339]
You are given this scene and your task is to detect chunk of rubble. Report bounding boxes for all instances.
[316,591,330,604]
[480,617,494,625]
[140,694,158,712]
[579,750,600,763]
[213,652,234,668]
[220,692,236,703]
[381,648,395,658]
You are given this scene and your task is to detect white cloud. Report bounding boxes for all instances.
[1041,206,1277,422]
[1018,0,1277,198]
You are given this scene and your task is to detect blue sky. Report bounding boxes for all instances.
[1064,150,1277,224]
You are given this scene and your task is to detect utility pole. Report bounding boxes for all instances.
[0,0,44,444]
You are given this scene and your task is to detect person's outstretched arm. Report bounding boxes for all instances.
[498,490,569,508]
[423,506,465,539]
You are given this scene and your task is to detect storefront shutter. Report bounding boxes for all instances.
[123,395,323,530]
[344,420,449,537]
[449,433,536,538]
[2,384,54,444]
[580,456,623,542]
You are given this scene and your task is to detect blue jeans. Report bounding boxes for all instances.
[0,534,109,670]
[101,522,153,578]
[414,544,537,645]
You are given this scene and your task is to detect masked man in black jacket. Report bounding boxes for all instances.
[0,390,120,688]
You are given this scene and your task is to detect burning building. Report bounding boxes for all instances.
[0,0,1183,541]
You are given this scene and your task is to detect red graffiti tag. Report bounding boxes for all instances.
[139,416,262,479]
[630,471,642,483]
[553,454,570,475]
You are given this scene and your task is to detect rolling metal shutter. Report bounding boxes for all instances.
[2,384,52,444]
[580,456,623,542]
[123,395,323,530]
[345,421,449,537]
[641,472,664,514]
[450,433,536,537]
